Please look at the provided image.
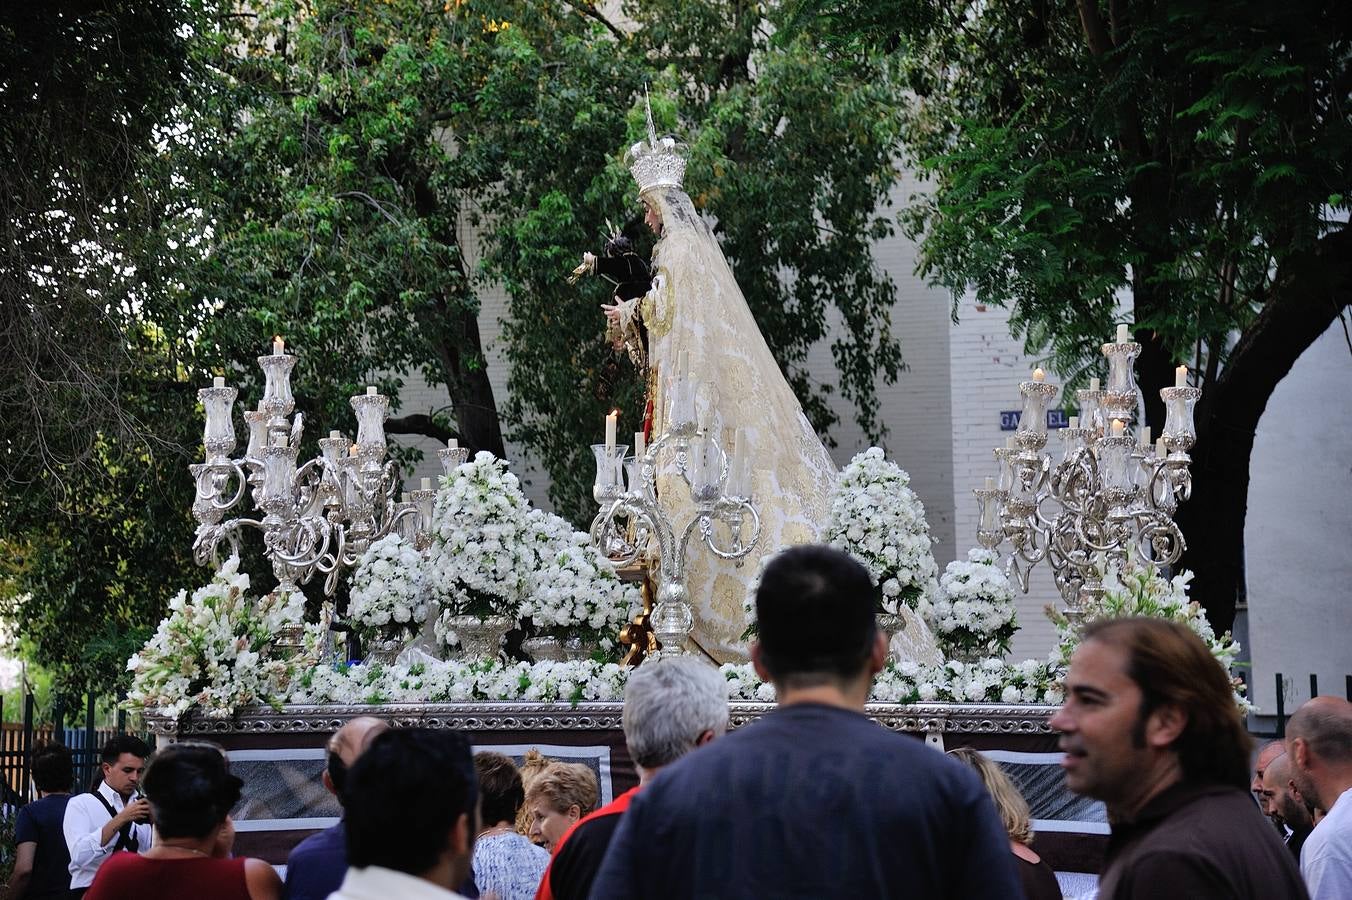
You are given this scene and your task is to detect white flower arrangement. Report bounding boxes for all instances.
[125,557,324,719]
[424,452,535,645]
[824,448,939,614]
[288,658,632,706]
[1046,563,1249,709]
[347,534,428,642]
[519,509,638,646]
[722,657,1063,705]
[927,548,1019,659]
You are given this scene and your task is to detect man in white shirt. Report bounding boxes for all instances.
[329,728,477,900]
[62,735,153,895]
[1287,696,1352,900]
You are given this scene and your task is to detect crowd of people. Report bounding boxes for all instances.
[2,545,1350,899]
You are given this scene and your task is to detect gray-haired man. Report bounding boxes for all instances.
[535,656,729,900]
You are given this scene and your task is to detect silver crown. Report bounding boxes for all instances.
[625,89,687,194]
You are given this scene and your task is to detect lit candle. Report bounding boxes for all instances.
[329,430,340,440]
[447,438,458,449]
[984,476,994,491]
[349,444,359,457]
[273,335,285,355]
[1156,437,1167,458]
[366,385,377,396]
[1032,368,1045,383]
[1116,323,1129,344]
[1111,419,1125,437]
[420,477,432,491]
[1090,377,1100,393]
[1175,365,1188,388]
[1069,416,1080,430]
[634,431,646,459]
[605,410,618,449]
[1138,425,1151,448]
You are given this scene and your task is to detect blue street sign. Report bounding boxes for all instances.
[1000,410,1070,431]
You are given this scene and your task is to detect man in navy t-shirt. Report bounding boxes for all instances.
[591,545,1021,899]
[8,741,75,900]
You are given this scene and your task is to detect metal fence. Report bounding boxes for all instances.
[1270,673,1352,739]
[0,691,148,805]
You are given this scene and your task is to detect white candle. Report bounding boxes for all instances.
[273,335,285,355]
[1069,416,1080,430]
[1032,368,1045,382]
[212,376,225,389]
[366,385,377,396]
[1138,425,1151,448]
[634,431,646,459]
[1111,419,1125,437]
[1175,365,1188,388]
[329,430,340,440]
[604,410,618,449]
[1090,377,1100,393]
[1005,436,1015,450]
[420,477,432,491]
[447,438,458,449]
[1156,437,1167,458]
[984,476,994,491]
[1116,323,1129,343]
[275,432,289,448]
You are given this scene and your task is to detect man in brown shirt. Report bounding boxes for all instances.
[1050,617,1308,899]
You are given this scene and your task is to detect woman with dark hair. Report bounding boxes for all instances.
[83,742,280,900]
[471,752,548,900]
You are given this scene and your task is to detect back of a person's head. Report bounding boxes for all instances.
[755,544,879,686]
[1082,616,1250,789]
[475,751,524,827]
[31,741,73,794]
[525,762,599,816]
[1287,697,1352,766]
[623,657,729,770]
[346,728,477,875]
[947,747,1034,845]
[142,742,243,839]
[101,734,151,765]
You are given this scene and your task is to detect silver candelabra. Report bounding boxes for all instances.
[189,341,439,599]
[589,372,762,657]
[975,326,1201,625]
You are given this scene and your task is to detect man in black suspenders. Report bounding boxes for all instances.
[61,735,154,896]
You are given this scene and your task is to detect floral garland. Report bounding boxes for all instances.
[424,452,535,645]
[347,534,428,642]
[125,558,324,719]
[1047,563,1249,709]
[927,548,1019,659]
[823,448,939,614]
[519,509,639,645]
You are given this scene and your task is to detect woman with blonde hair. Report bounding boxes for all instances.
[522,762,599,852]
[947,747,1062,900]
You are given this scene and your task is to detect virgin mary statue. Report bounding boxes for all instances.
[601,111,837,662]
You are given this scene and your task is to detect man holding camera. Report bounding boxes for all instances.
[63,735,154,896]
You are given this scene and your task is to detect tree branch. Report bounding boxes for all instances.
[386,413,457,444]
[1075,0,1113,57]
[560,0,625,41]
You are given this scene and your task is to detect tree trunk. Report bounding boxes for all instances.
[1176,227,1352,632]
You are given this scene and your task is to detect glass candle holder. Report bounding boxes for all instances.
[974,487,1003,549]
[412,488,437,534]
[1096,435,1137,499]
[244,411,269,461]
[200,385,238,463]
[1060,424,1090,463]
[1100,339,1141,424]
[1017,381,1059,450]
[688,436,725,502]
[438,446,470,475]
[257,353,297,417]
[993,447,1017,493]
[592,443,628,504]
[351,392,389,452]
[1076,388,1105,436]
[261,443,299,510]
[1160,386,1202,453]
[667,374,697,433]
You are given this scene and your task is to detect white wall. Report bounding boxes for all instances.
[1244,320,1352,714]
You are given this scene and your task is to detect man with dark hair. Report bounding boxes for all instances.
[283,716,389,900]
[1051,616,1307,898]
[471,752,547,900]
[62,734,153,895]
[7,741,74,899]
[331,728,478,900]
[537,656,728,900]
[1286,696,1352,899]
[590,544,1018,898]
[1263,753,1316,859]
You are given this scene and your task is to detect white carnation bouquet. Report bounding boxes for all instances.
[928,548,1019,659]
[125,557,324,719]
[519,509,638,648]
[424,452,533,647]
[1047,563,1249,709]
[347,533,428,642]
[824,448,939,614]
